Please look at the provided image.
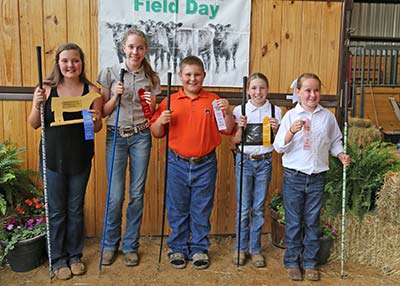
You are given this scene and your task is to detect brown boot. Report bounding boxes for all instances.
[286,267,303,281]
[70,260,86,275]
[232,251,246,266]
[54,266,72,280]
[102,250,117,266]
[250,253,265,268]
[304,268,320,281]
[124,252,139,267]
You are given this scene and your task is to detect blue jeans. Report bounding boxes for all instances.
[166,150,217,259]
[104,128,151,253]
[45,165,91,270]
[282,167,326,269]
[235,154,272,254]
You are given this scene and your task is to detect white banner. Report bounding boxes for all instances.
[99,0,251,87]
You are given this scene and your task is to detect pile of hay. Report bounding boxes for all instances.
[376,172,400,225]
[348,117,382,146]
[331,171,400,276]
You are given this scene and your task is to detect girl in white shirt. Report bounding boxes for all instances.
[273,73,350,281]
[232,72,282,267]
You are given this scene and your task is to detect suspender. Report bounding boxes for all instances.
[270,104,275,142]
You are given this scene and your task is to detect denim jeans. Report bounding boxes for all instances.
[166,150,217,259]
[282,167,326,269]
[104,128,151,254]
[235,154,272,254]
[45,164,91,270]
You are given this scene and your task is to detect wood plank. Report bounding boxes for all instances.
[0,102,3,142]
[0,0,22,85]
[300,1,322,74]
[19,0,44,173]
[249,0,264,73]
[90,0,99,84]
[355,89,400,131]
[3,101,28,168]
[25,103,41,176]
[212,135,236,234]
[66,0,95,237]
[142,137,163,235]
[19,0,44,86]
[43,0,67,76]
[0,0,25,163]
[319,2,342,94]
[356,86,400,94]
[66,0,91,77]
[279,0,302,93]
[94,121,107,237]
[260,0,282,93]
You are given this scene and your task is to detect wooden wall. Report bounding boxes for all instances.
[355,87,400,132]
[0,0,342,237]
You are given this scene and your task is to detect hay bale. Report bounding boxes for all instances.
[331,214,400,276]
[349,117,372,128]
[376,171,400,225]
[348,117,382,146]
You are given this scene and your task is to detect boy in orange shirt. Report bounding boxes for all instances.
[150,55,235,270]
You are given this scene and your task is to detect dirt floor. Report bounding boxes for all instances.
[1,235,399,286]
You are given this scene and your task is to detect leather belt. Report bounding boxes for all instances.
[107,122,149,137]
[239,152,272,161]
[170,149,215,165]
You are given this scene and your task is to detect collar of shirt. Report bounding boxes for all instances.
[121,61,144,74]
[294,102,324,115]
[247,100,271,113]
[177,87,208,100]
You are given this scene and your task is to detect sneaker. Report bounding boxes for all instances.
[192,253,209,270]
[250,253,265,268]
[70,260,86,275]
[102,250,117,266]
[54,266,72,280]
[232,251,246,266]
[169,252,187,269]
[124,252,139,267]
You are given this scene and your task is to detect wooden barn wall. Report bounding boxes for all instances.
[0,0,342,237]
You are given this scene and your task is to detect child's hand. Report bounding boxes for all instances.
[238,115,247,128]
[270,118,279,133]
[142,91,154,105]
[33,87,45,109]
[87,109,101,122]
[289,119,304,134]
[142,91,156,112]
[338,153,350,167]
[215,98,230,113]
[114,81,124,97]
[158,110,172,125]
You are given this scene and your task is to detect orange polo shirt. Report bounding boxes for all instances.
[150,88,224,157]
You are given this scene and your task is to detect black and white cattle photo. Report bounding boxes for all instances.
[105,20,240,75]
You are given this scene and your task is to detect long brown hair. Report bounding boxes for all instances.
[46,43,92,87]
[123,29,159,90]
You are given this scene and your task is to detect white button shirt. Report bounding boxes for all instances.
[273,103,344,175]
[233,100,282,155]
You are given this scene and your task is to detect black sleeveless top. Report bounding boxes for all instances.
[43,84,94,175]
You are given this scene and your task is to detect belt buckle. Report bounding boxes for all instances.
[119,127,134,137]
[251,154,260,160]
